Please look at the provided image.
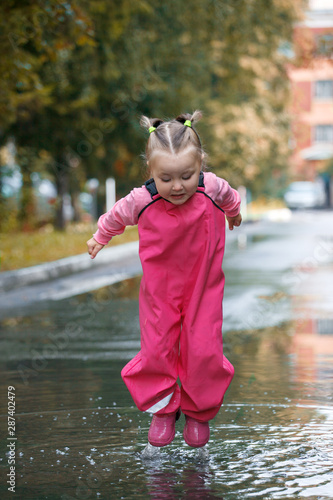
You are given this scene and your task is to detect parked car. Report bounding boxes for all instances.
[284,181,326,209]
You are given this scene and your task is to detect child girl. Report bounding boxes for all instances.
[87,111,242,448]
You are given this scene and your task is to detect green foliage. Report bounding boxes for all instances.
[0,0,95,229]
[203,0,305,196]
[0,0,305,232]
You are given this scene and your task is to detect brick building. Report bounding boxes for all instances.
[288,0,333,205]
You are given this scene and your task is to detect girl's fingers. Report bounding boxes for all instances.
[88,242,104,259]
[90,246,99,259]
[87,240,97,258]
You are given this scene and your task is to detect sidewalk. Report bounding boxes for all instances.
[0,241,140,293]
[0,240,143,319]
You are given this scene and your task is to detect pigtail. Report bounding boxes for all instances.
[175,110,203,126]
[140,115,168,164]
[174,111,203,153]
[140,115,164,132]
[175,113,192,125]
[190,110,203,125]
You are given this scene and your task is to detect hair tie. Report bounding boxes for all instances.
[149,126,156,134]
[184,120,192,128]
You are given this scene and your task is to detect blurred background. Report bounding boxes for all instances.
[0,0,332,268]
[2,3,333,498]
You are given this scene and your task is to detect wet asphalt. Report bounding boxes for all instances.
[0,209,333,499]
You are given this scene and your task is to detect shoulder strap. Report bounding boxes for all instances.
[198,171,204,188]
[144,178,158,198]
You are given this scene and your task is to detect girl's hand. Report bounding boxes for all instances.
[87,237,104,259]
[226,213,242,230]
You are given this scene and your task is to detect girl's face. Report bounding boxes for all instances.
[148,148,202,205]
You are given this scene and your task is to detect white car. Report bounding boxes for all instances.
[284,182,326,209]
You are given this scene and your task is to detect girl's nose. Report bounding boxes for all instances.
[172,180,183,191]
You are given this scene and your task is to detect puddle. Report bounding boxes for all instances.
[1,278,333,499]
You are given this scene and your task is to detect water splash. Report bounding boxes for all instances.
[141,443,161,460]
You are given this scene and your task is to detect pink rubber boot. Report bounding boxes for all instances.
[183,415,210,447]
[148,409,181,447]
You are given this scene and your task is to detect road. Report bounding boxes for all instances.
[223,208,333,332]
[1,209,333,499]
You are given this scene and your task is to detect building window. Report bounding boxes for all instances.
[314,80,333,98]
[315,34,333,57]
[314,125,333,143]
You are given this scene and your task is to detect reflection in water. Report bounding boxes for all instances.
[1,277,333,498]
[143,462,222,499]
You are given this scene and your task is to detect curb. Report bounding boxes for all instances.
[0,241,139,293]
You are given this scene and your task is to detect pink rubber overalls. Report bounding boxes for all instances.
[121,173,235,422]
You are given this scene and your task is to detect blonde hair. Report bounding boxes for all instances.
[140,111,204,163]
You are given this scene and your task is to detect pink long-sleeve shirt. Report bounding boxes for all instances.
[93,171,241,246]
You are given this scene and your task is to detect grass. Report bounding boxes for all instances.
[0,223,139,272]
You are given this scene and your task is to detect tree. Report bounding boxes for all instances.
[1,0,306,232]
[0,0,95,230]
[78,0,305,199]
[203,0,305,196]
